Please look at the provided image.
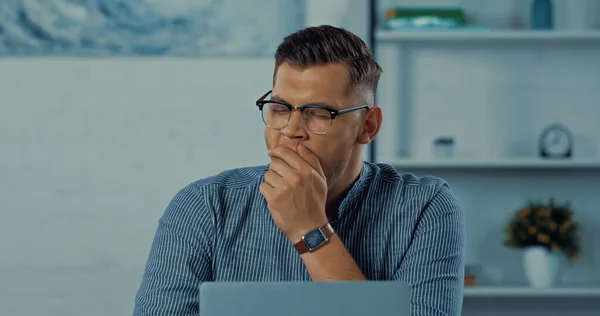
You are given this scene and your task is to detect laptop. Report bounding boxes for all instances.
[199,281,411,316]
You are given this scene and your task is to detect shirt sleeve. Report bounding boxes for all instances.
[133,183,215,316]
[393,184,466,316]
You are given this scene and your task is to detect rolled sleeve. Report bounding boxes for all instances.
[393,185,466,316]
[133,184,215,316]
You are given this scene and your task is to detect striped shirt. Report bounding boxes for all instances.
[133,161,465,315]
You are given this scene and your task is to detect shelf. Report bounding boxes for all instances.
[387,158,600,169]
[464,285,600,298]
[376,30,600,43]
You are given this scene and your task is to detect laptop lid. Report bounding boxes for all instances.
[199,281,411,316]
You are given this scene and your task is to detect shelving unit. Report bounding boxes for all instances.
[463,285,600,298]
[374,29,600,163]
[370,2,600,315]
[388,158,600,169]
[376,29,600,42]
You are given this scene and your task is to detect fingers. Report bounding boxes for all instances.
[296,144,324,178]
[263,169,282,188]
[268,146,306,171]
[265,145,325,193]
[268,145,324,178]
[259,181,274,198]
[269,157,296,179]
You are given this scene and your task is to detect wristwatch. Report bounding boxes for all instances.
[294,222,335,254]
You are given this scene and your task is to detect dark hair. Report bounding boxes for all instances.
[274,25,382,104]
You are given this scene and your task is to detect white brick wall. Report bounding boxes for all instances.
[0,59,273,316]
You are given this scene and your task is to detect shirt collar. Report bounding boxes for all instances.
[335,161,372,220]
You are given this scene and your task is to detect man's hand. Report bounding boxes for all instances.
[260,144,367,282]
[259,144,329,243]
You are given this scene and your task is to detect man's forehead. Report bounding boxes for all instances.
[273,63,352,104]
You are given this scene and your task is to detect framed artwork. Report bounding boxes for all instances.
[0,0,304,57]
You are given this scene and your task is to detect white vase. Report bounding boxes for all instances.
[523,246,562,288]
[305,0,349,28]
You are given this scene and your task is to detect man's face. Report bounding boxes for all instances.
[265,62,364,190]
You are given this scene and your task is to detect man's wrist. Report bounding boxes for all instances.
[293,222,335,255]
[287,214,329,243]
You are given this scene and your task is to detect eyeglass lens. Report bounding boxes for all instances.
[261,102,332,134]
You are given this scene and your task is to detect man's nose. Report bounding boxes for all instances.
[280,109,307,139]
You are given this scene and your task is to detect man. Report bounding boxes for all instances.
[133,25,465,315]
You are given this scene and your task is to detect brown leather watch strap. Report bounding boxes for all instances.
[294,222,335,255]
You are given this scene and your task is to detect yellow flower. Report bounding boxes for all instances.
[519,208,531,218]
[528,226,537,235]
[537,233,550,243]
[537,208,551,217]
[560,221,571,232]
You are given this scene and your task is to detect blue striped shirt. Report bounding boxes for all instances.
[133,161,465,315]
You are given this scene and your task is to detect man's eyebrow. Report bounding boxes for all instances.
[271,94,336,109]
[270,95,288,103]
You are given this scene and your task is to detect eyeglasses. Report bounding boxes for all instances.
[255,90,369,135]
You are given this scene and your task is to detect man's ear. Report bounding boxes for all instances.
[357,106,382,145]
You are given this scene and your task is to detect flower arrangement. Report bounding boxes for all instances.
[503,198,581,262]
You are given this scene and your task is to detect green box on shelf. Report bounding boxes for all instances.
[384,7,468,29]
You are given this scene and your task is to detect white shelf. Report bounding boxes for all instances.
[376,30,600,43]
[386,158,600,169]
[464,285,600,298]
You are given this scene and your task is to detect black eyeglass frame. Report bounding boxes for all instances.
[256,90,369,128]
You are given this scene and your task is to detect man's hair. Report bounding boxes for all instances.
[274,25,382,104]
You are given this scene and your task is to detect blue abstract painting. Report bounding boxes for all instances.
[0,0,304,57]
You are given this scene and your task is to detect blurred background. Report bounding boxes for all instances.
[1,0,599,315]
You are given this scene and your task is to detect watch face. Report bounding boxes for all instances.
[303,227,327,250]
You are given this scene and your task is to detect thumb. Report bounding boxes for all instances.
[297,144,324,177]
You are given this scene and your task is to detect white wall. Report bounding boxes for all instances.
[0,1,375,314]
[0,59,273,316]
